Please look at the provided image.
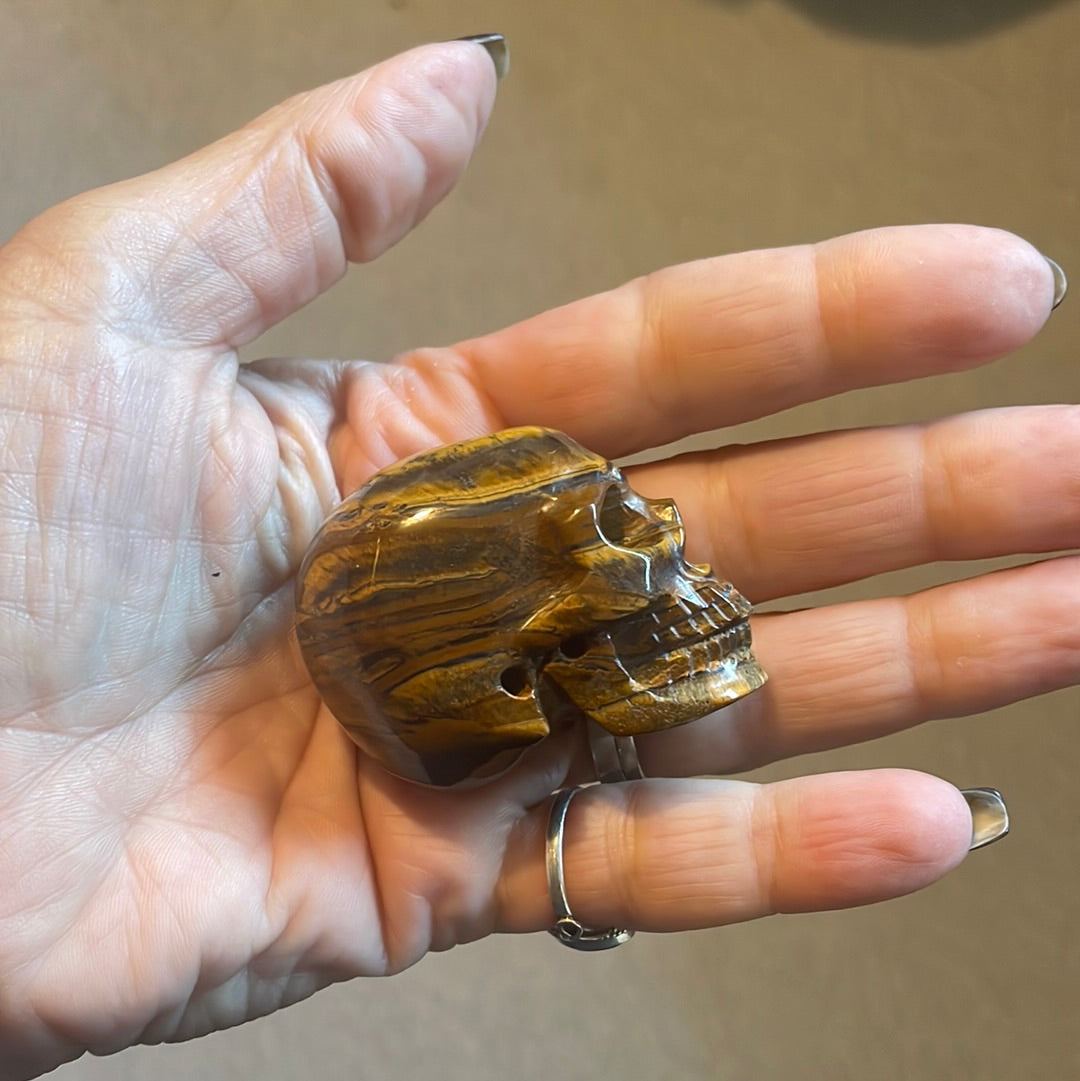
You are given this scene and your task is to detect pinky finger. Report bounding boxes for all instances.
[496,771,980,935]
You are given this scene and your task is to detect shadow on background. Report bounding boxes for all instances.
[712,0,1073,41]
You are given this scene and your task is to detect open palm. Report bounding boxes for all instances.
[0,42,1072,1081]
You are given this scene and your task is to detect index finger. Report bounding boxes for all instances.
[453,225,1057,459]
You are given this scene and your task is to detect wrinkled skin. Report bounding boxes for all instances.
[0,41,1075,1081]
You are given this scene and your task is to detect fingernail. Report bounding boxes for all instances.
[1045,256,1068,310]
[961,788,1010,850]
[456,33,510,80]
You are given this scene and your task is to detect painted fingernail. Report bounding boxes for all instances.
[456,33,509,80]
[1045,256,1068,310]
[961,788,1010,850]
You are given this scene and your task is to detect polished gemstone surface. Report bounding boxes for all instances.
[296,428,765,786]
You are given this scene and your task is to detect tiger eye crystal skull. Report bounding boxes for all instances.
[295,427,766,787]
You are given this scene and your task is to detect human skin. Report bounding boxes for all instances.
[0,39,1073,1080]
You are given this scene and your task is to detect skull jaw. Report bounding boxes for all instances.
[540,619,766,739]
[570,646,767,738]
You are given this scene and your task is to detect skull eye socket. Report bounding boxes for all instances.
[597,484,652,546]
[559,634,591,658]
[499,665,532,697]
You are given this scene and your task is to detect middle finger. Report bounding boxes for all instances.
[626,555,1080,779]
[626,404,1080,601]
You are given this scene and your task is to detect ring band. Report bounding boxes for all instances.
[587,719,645,784]
[545,786,634,951]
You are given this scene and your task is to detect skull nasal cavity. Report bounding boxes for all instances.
[598,485,647,546]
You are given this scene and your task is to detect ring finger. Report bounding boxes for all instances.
[497,771,974,935]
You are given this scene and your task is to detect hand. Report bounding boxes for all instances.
[0,40,1070,1080]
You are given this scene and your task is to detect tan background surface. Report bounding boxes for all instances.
[3,1,1078,1078]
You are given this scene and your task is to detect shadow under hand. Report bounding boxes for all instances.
[713,0,1073,43]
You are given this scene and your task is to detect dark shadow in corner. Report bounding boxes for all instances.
[707,0,1073,43]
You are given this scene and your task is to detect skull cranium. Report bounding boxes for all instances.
[295,427,766,786]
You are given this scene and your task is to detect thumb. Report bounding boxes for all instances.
[2,38,503,351]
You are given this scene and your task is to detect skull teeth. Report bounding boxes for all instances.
[643,609,749,657]
[685,636,722,679]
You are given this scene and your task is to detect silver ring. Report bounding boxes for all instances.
[545,786,634,951]
[587,719,645,784]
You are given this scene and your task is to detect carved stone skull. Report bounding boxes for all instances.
[295,427,766,786]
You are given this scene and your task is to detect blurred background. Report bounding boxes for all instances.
[2,1,1078,1078]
